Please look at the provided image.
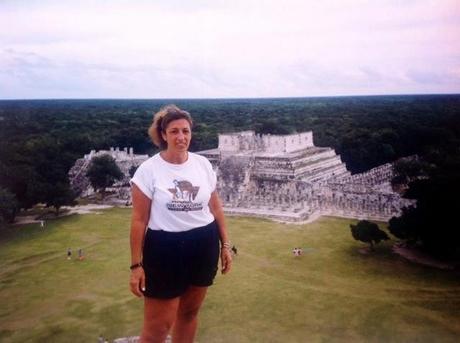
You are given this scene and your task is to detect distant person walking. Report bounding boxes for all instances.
[67,248,72,260]
[78,248,84,260]
[292,247,303,257]
[129,105,232,342]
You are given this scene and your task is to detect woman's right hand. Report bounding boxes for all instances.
[130,267,146,297]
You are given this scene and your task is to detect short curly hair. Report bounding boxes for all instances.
[148,105,193,150]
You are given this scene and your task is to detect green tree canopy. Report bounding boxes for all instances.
[391,157,431,189]
[1,95,459,219]
[86,155,124,198]
[44,182,77,216]
[389,153,460,257]
[350,220,389,251]
[388,206,420,244]
[128,165,137,178]
[0,187,18,224]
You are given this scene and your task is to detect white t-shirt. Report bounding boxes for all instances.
[130,152,217,232]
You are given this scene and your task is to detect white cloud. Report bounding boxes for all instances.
[0,0,459,98]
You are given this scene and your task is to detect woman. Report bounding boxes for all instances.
[129,105,232,343]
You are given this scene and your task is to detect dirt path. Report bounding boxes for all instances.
[12,204,113,225]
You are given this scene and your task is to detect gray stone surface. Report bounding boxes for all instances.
[113,335,172,343]
[69,132,414,223]
[198,130,414,222]
[68,147,148,200]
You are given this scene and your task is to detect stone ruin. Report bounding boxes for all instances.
[68,131,414,222]
[68,147,148,204]
[197,130,414,223]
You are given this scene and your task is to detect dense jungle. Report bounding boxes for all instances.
[1,94,459,256]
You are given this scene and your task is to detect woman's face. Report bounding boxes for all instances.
[162,118,192,153]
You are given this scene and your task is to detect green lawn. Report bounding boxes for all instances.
[1,209,459,342]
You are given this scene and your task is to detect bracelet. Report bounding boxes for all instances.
[222,242,232,250]
[130,262,143,270]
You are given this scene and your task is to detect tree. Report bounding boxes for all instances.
[44,182,77,216]
[389,154,460,257]
[350,220,390,251]
[0,187,18,224]
[391,156,431,191]
[128,165,138,178]
[388,206,420,245]
[0,161,39,211]
[86,155,124,199]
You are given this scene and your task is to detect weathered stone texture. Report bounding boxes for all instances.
[68,147,148,202]
[69,131,413,222]
[198,130,413,222]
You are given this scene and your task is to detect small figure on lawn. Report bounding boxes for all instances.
[292,247,303,257]
[67,248,72,260]
[78,248,85,260]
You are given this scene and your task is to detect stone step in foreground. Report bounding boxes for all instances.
[113,337,139,343]
[113,335,172,343]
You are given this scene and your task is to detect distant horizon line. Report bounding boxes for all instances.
[1,92,459,101]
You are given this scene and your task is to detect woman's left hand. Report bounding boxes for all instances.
[221,248,233,274]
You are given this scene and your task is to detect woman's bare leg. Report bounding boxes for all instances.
[172,286,208,343]
[141,297,180,343]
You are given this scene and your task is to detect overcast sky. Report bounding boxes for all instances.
[1,0,459,99]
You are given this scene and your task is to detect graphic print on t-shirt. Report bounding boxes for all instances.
[166,179,203,212]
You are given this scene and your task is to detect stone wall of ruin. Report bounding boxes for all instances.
[218,130,314,153]
[69,147,148,198]
[204,131,414,223]
[69,131,414,224]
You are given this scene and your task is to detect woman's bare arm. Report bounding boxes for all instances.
[129,183,151,297]
[209,190,232,274]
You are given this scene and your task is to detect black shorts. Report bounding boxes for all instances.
[142,221,220,299]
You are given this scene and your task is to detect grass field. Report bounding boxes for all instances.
[1,208,459,343]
